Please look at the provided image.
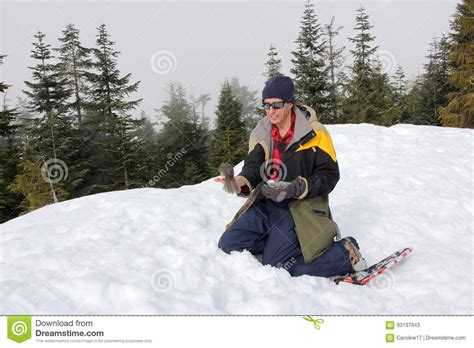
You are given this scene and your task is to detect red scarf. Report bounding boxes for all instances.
[268,111,295,181]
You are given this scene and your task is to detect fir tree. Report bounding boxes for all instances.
[350,8,378,79]
[426,36,452,126]
[291,0,330,121]
[229,77,259,135]
[371,60,398,126]
[404,37,451,125]
[439,0,473,128]
[23,32,70,117]
[391,66,408,124]
[0,54,22,222]
[83,24,143,192]
[342,7,378,124]
[264,44,282,79]
[135,111,159,185]
[12,97,35,140]
[155,82,210,187]
[196,93,211,128]
[342,7,396,125]
[86,24,141,118]
[323,17,346,123]
[0,55,18,137]
[403,78,425,124]
[53,24,93,197]
[55,24,91,130]
[209,80,247,174]
[18,32,77,210]
[392,67,407,104]
[184,109,211,185]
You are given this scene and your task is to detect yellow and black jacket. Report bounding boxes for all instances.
[228,105,340,263]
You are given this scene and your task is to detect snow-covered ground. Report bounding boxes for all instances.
[1,124,472,315]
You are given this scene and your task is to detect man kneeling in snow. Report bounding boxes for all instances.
[216,75,366,277]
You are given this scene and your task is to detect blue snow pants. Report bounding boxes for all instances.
[218,198,352,277]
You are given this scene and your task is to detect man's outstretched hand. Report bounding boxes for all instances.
[216,162,240,194]
[214,175,249,194]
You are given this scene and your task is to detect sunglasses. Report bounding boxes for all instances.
[263,101,287,110]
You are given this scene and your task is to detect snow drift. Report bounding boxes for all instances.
[1,124,472,315]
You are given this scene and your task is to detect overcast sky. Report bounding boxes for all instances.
[1,0,459,122]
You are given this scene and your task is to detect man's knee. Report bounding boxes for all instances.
[217,230,234,254]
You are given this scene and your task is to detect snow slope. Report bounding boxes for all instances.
[1,124,472,315]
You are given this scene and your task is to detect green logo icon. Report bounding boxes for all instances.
[386,333,395,343]
[303,315,324,330]
[386,321,395,330]
[7,316,32,343]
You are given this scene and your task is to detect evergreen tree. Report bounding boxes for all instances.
[155,82,210,187]
[209,80,247,174]
[342,7,378,124]
[0,54,22,222]
[55,24,91,130]
[0,56,18,138]
[154,82,188,188]
[17,31,79,210]
[135,110,158,184]
[291,0,330,121]
[13,97,35,140]
[342,7,396,125]
[391,66,408,124]
[392,67,407,104]
[403,78,425,124]
[229,77,259,135]
[350,8,378,79]
[53,24,93,197]
[439,0,473,128]
[106,115,148,189]
[404,37,451,125]
[323,17,346,123]
[426,36,452,126]
[184,104,211,185]
[82,24,144,192]
[371,60,398,125]
[196,93,211,128]
[264,44,282,79]
[86,24,141,119]
[23,32,70,117]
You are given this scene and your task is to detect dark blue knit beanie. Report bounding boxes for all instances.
[262,75,295,102]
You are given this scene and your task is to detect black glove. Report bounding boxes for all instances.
[261,177,306,202]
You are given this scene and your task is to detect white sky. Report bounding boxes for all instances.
[0,0,459,122]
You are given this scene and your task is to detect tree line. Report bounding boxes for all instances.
[0,1,472,223]
[265,1,472,128]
